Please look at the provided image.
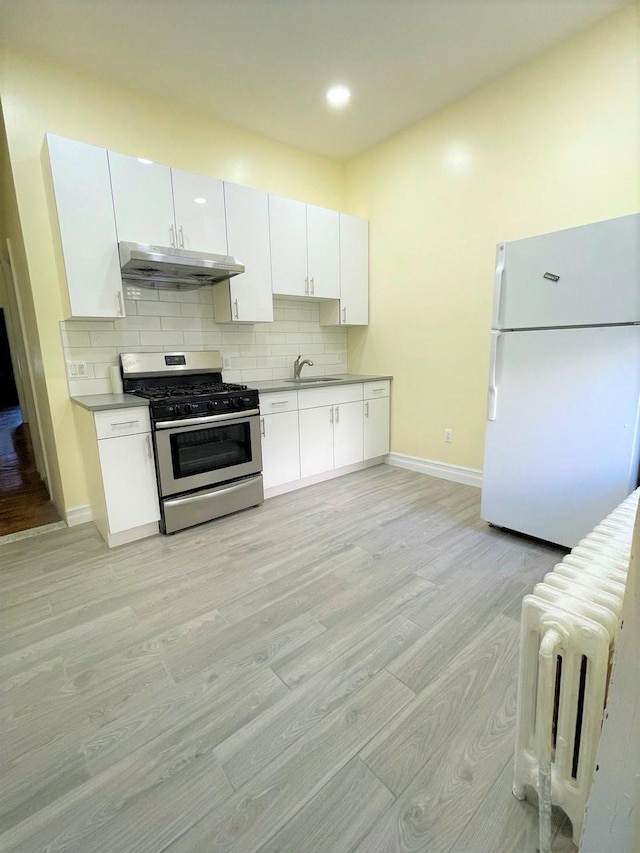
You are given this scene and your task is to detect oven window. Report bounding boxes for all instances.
[170,422,253,479]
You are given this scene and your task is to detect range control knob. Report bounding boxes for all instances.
[183,403,196,414]
[240,396,253,407]
[207,400,217,412]
[170,405,182,416]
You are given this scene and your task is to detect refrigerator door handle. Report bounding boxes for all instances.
[488,330,501,421]
[492,244,506,329]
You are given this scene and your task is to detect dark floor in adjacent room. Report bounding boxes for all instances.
[0,406,61,537]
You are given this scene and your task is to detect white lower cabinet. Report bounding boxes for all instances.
[90,407,160,546]
[363,380,391,458]
[298,384,364,478]
[299,406,335,478]
[261,411,300,489]
[364,397,390,458]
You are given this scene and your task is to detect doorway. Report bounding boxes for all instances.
[0,303,61,537]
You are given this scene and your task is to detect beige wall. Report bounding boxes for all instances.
[0,47,345,515]
[345,4,640,471]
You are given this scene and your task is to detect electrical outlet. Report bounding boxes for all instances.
[444,428,453,443]
[76,361,87,377]
[223,357,230,369]
[336,353,342,363]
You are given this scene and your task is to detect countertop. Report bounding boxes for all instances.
[71,393,150,412]
[71,374,392,412]
[247,374,392,394]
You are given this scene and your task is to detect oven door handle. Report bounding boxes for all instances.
[154,409,260,430]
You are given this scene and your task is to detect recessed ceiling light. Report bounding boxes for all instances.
[137,157,153,165]
[326,85,351,108]
[193,197,207,204]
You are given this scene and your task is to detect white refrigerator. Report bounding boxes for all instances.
[481,213,640,548]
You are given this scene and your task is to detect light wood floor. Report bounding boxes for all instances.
[0,465,577,852]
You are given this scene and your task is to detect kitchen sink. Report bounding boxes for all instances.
[284,377,340,383]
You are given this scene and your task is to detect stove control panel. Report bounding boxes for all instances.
[151,389,259,421]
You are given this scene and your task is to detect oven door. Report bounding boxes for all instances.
[154,409,262,497]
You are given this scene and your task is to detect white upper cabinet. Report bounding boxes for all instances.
[213,182,273,323]
[171,169,227,254]
[319,212,369,326]
[46,134,125,320]
[108,152,175,247]
[108,154,228,255]
[270,197,340,300]
[339,213,369,325]
[306,204,340,299]
[269,195,308,297]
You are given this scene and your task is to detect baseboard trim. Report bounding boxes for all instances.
[387,452,483,487]
[66,505,94,526]
[264,458,386,500]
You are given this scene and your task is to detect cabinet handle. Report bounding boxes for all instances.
[372,388,385,394]
[179,225,185,248]
[260,417,265,437]
[233,299,239,320]
[365,402,369,418]
[330,407,334,425]
[271,400,288,408]
[335,405,340,424]
[111,419,139,427]
[116,291,124,316]
[170,224,176,247]
[342,306,347,324]
[310,276,315,295]
[146,434,153,459]
[304,277,309,295]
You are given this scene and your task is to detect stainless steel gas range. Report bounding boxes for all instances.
[120,351,263,534]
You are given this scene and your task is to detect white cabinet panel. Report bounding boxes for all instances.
[364,380,390,400]
[297,383,363,410]
[299,406,334,478]
[339,213,369,325]
[46,134,124,320]
[98,431,160,534]
[108,152,175,247]
[269,195,308,297]
[364,397,390,459]
[214,182,273,323]
[260,391,299,414]
[261,411,300,489]
[171,169,227,254]
[94,407,151,439]
[333,401,364,468]
[307,204,340,299]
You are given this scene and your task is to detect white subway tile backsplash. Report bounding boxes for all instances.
[136,301,182,317]
[160,316,202,331]
[140,331,185,346]
[89,331,141,347]
[62,296,346,395]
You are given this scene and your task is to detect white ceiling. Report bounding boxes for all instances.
[0,0,629,160]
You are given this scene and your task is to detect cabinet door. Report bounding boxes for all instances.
[333,401,364,468]
[299,406,334,478]
[98,432,160,534]
[171,169,227,254]
[46,134,124,320]
[224,182,273,322]
[339,213,369,325]
[307,205,340,299]
[108,152,175,247]
[364,397,390,459]
[261,411,300,489]
[269,195,308,297]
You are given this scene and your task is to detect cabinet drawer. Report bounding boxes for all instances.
[364,380,390,400]
[298,383,363,410]
[259,391,299,414]
[95,407,151,439]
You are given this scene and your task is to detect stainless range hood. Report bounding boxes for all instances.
[119,242,244,289]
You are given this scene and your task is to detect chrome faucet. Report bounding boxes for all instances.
[293,354,314,379]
